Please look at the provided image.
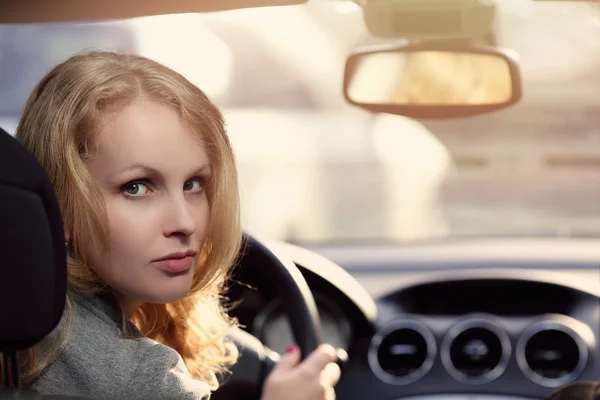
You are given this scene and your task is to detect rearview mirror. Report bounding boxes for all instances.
[343,42,522,119]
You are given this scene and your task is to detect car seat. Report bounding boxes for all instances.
[0,127,85,399]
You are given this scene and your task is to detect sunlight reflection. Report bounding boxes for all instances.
[223,109,323,241]
[372,114,452,240]
[130,14,233,100]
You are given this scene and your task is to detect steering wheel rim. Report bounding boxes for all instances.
[241,232,323,358]
[213,233,323,400]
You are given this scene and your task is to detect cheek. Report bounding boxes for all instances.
[108,204,148,243]
[194,198,211,242]
[101,200,155,269]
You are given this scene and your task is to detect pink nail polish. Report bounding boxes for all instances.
[286,344,297,354]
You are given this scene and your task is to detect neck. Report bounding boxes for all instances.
[112,291,143,318]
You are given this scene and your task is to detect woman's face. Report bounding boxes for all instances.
[86,100,211,312]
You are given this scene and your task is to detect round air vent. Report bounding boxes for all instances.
[369,320,436,385]
[517,320,588,388]
[441,318,511,384]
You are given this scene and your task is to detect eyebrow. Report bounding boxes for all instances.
[112,163,211,180]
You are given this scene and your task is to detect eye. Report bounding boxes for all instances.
[123,182,150,197]
[184,178,204,193]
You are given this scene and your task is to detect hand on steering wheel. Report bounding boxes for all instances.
[261,343,341,400]
[213,233,337,400]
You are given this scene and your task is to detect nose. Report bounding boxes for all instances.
[163,194,197,238]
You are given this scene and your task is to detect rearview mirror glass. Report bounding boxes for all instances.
[344,43,522,119]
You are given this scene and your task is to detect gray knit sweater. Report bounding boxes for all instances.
[29,292,212,400]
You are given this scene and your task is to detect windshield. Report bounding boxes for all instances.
[2,1,600,244]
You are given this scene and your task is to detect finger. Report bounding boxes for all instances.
[320,362,341,387]
[325,386,336,400]
[271,344,301,373]
[300,344,337,375]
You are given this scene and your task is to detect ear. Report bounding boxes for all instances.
[64,229,71,250]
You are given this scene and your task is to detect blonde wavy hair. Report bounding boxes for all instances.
[14,50,242,389]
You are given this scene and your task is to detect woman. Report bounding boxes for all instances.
[14,51,340,400]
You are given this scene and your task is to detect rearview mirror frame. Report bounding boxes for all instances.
[343,40,523,119]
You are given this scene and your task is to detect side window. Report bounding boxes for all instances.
[0,22,137,118]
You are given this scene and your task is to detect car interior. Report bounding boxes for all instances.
[1,0,600,400]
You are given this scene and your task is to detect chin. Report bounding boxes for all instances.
[146,276,194,304]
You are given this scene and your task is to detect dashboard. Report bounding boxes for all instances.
[226,238,600,400]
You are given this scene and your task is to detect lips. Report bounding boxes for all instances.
[153,251,197,273]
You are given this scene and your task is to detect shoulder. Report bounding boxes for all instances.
[130,341,212,400]
[30,294,212,400]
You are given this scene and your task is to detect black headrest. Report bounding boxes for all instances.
[0,127,66,352]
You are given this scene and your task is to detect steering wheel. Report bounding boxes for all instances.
[212,233,324,400]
